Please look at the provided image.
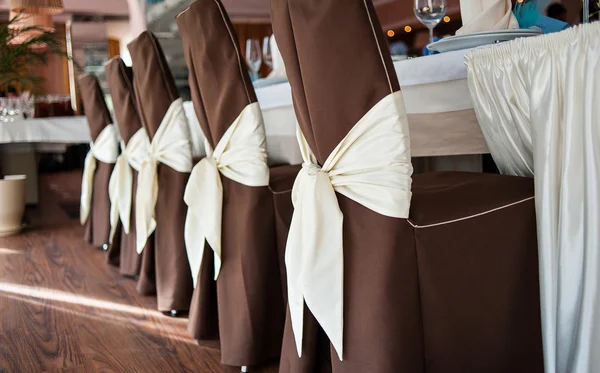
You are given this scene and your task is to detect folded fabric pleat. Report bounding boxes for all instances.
[457,0,519,35]
[81,124,119,225]
[136,98,193,253]
[184,102,269,286]
[286,90,413,360]
[109,128,151,242]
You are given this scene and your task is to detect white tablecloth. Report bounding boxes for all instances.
[0,116,91,144]
[0,48,485,163]
[255,51,487,170]
[466,23,600,373]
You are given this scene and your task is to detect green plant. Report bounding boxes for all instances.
[0,12,65,94]
[592,0,600,18]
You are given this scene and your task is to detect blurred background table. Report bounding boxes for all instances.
[0,116,90,205]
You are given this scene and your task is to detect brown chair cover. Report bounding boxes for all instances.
[104,57,157,295]
[78,73,115,249]
[127,32,193,312]
[269,164,301,305]
[270,0,543,372]
[176,0,285,366]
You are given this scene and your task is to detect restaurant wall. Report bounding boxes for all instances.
[233,23,272,76]
[31,24,70,95]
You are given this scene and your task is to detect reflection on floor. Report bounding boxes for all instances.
[0,171,269,373]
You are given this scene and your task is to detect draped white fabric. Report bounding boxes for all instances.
[286,90,413,360]
[80,124,119,225]
[456,0,519,35]
[108,128,151,243]
[465,23,600,373]
[135,98,193,253]
[184,102,269,287]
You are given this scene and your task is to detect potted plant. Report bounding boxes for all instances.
[0,12,65,235]
[0,12,64,94]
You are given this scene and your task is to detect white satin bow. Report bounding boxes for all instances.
[286,91,413,360]
[184,102,269,287]
[135,98,193,253]
[108,128,151,243]
[80,124,119,225]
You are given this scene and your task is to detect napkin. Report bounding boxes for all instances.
[456,0,520,35]
[268,35,287,78]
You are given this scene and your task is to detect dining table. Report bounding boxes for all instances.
[254,48,488,171]
[0,49,489,204]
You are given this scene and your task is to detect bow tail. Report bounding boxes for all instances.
[184,159,224,284]
[135,161,158,254]
[286,204,306,358]
[80,150,97,225]
[108,156,127,243]
[184,165,207,288]
[119,164,133,235]
[108,172,119,244]
[184,206,205,288]
[286,170,345,360]
[303,172,345,361]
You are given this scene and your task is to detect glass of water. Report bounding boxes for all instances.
[414,0,447,45]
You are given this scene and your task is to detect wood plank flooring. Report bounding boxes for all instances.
[0,171,275,373]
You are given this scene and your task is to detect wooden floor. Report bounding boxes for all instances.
[0,171,263,373]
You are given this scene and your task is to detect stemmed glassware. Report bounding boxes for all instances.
[245,38,263,81]
[0,97,23,122]
[263,36,273,70]
[414,0,447,45]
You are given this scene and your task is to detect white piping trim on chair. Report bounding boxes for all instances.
[363,0,393,94]
[407,196,535,229]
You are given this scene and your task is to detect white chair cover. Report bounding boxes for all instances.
[465,23,600,373]
[184,102,269,287]
[135,98,193,253]
[80,124,119,225]
[286,90,413,360]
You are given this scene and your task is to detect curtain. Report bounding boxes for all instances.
[465,22,600,373]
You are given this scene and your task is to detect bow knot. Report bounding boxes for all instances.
[81,124,119,225]
[302,162,322,176]
[286,91,413,361]
[108,128,151,243]
[135,98,193,253]
[184,102,269,287]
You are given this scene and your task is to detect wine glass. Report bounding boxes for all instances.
[245,39,262,81]
[414,0,447,45]
[263,36,273,70]
[0,98,8,122]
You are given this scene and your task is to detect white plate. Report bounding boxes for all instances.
[427,29,543,53]
[391,55,408,62]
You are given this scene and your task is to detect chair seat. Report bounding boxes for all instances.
[410,171,534,226]
[410,172,542,373]
[270,169,543,373]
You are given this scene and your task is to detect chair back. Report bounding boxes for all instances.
[105,58,143,143]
